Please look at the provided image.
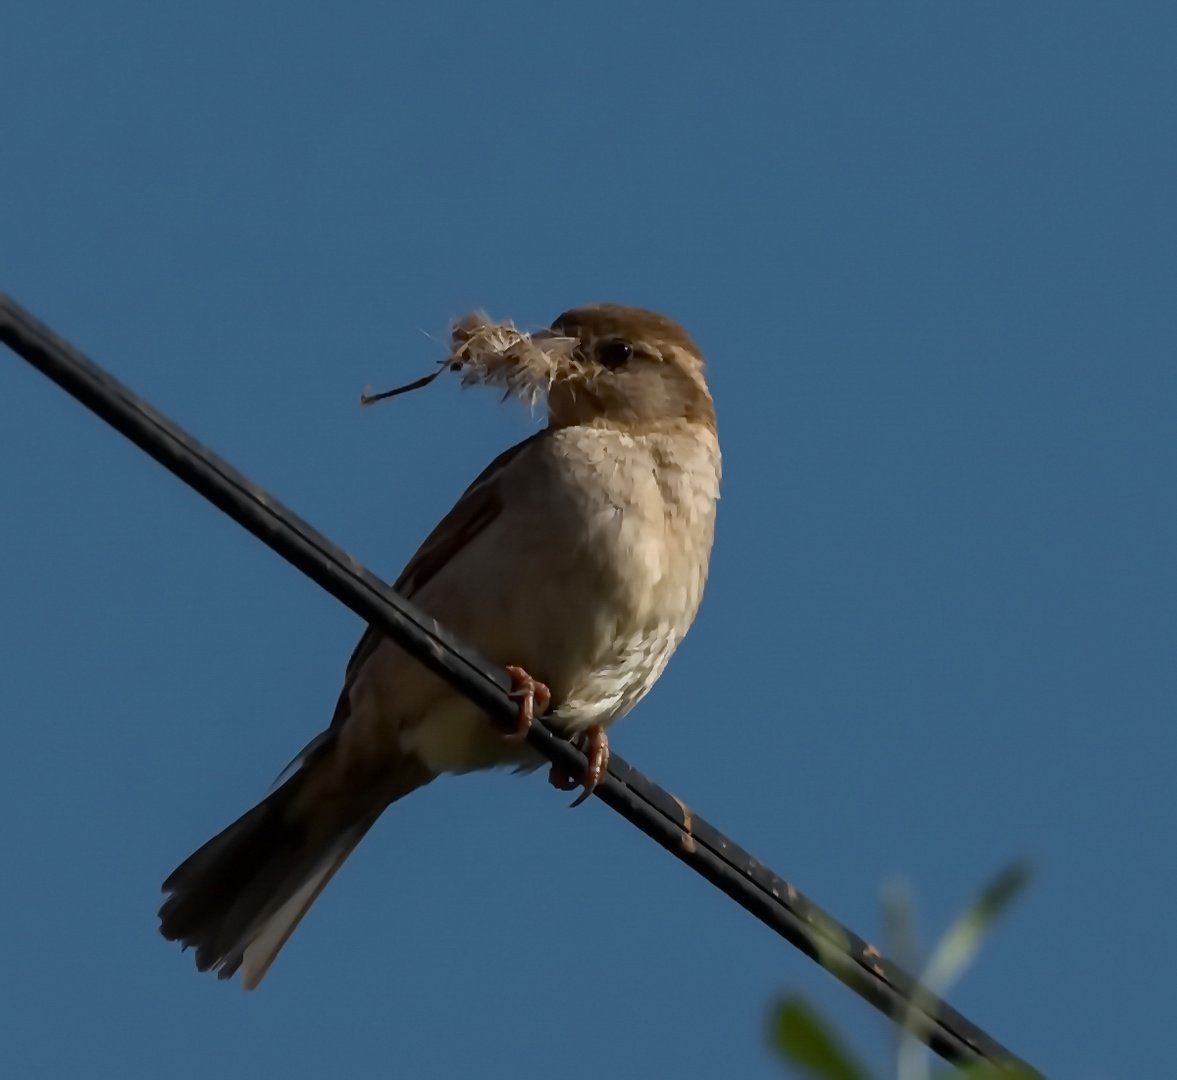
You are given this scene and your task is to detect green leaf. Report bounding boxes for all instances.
[769,995,872,1080]
[920,860,1034,997]
[897,860,1035,1080]
[881,878,921,981]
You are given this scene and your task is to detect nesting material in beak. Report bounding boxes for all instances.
[361,313,580,410]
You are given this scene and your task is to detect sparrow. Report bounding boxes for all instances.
[159,303,721,988]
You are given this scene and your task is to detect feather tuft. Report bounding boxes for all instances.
[447,313,581,409]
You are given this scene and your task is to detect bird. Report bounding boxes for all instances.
[158,303,722,989]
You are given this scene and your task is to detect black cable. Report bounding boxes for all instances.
[0,293,1040,1075]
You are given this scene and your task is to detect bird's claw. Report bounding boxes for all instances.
[548,725,609,808]
[504,666,550,742]
[505,670,607,805]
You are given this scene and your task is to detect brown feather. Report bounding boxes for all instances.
[327,430,547,730]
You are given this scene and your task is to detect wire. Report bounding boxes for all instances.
[0,293,1040,1075]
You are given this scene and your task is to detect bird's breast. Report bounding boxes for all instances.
[382,421,720,772]
[535,423,720,731]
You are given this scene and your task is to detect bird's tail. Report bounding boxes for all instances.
[159,737,431,989]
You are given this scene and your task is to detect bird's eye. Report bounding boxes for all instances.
[597,340,634,369]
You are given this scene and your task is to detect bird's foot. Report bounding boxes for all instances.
[548,724,609,808]
[504,665,550,742]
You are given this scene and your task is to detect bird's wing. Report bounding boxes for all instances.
[328,428,548,729]
[393,430,547,599]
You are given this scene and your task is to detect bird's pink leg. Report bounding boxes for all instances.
[548,725,610,808]
[503,665,550,741]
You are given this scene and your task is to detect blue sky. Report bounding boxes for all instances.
[1,2,1174,1077]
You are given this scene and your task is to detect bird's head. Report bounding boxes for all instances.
[542,304,714,431]
[362,303,714,433]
